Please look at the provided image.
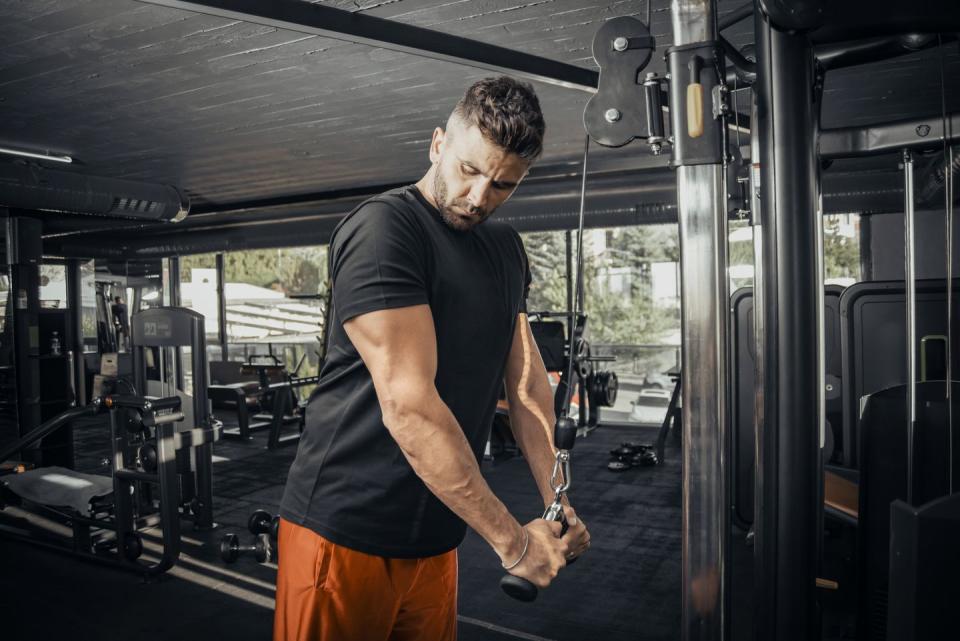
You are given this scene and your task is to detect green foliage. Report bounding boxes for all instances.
[180,248,329,295]
[728,214,861,286]
[823,216,860,281]
[522,226,681,346]
[524,231,569,313]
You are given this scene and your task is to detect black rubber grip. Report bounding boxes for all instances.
[500,575,539,602]
[554,416,578,451]
[500,511,572,602]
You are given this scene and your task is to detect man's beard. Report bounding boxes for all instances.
[432,169,492,231]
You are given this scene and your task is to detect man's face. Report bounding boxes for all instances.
[428,121,530,231]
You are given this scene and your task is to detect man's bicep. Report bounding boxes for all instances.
[343,304,438,396]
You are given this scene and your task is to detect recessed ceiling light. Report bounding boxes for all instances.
[0,145,73,164]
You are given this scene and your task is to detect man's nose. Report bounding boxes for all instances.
[466,179,492,211]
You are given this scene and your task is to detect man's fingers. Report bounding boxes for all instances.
[546,519,565,537]
[561,505,586,533]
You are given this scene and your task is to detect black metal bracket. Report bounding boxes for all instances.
[666,41,725,167]
[583,17,656,148]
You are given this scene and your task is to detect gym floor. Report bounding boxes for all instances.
[0,418,683,641]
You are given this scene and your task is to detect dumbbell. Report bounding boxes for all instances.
[220,532,273,563]
[248,509,281,540]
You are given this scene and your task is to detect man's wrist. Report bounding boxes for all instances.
[501,529,529,570]
[492,521,526,565]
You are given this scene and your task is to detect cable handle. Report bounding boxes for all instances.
[499,500,570,602]
[500,446,574,602]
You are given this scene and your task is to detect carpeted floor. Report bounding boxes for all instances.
[1,416,682,640]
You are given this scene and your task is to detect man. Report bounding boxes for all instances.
[111,296,129,351]
[275,76,591,641]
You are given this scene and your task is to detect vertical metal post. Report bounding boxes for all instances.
[215,252,228,361]
[66,259,87,406]
[165,256,184,390]
[191,311,215,529]
[167,256,181,307]
[566,229,573,316]
[669,2,727,640]
[754,8,820,640]
[903,149,917,504]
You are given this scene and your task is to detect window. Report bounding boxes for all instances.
[223,247,328,387]
[728,214,862,291]
[178,253,219,343]
[0,268,11,367]
[39,264,67,309]
[522,225,682,426]
[823,214,861,286]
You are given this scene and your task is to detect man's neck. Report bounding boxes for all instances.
[415,172,438,209]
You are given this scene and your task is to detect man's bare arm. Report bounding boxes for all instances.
[503,313,563,506]
[344,304,570,586]
[504,313,591,558]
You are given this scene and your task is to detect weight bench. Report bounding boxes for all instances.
[209,360,299,441]
[266,375,319,450]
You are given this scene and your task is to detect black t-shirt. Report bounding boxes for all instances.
[279,185,531,558]
[111,303,128,330]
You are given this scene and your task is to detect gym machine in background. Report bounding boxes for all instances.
[0,393,218,577]
[583,1,960,640]
[208,286,327,449]
[209,353,317,447]
[527,310,619,431]
[131,307,220,529]
[0,305,221,575]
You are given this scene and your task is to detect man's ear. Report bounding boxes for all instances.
[429,127,445,164]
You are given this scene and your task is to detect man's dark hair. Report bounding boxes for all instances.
[452,77,545,161]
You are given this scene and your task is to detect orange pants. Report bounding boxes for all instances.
[274,518,458,641]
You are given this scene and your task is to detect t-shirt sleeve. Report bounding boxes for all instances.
[329,201,429,323]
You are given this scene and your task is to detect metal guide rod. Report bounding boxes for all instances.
[950,145,956,493]
[750,92,765,527]
[669,1,728,639]
[904,149,917,504]
[816,176,827,452]
[941,36,955,492]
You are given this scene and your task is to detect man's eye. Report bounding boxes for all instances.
[461,164,477,175]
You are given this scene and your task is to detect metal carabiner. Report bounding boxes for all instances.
[550,450,572,497]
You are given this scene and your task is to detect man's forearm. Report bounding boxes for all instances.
[506,378,563,508]
[503,314,566,507]
[381,390,525,562]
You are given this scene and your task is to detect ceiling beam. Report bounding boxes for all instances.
[136,0,599,93]
[820,112,960,158]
